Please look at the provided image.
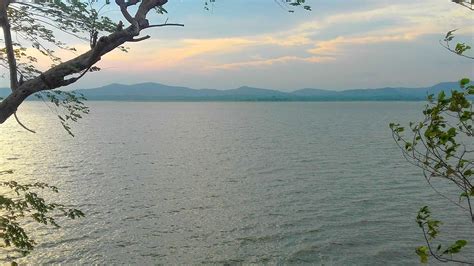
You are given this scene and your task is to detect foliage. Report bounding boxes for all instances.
[441,30,473,59]
[415,206,469,263]
[6,0,117,79]
[34,90,90,137]
[0,170,84,260]
[390,78,473,263]
[1,0,123,134]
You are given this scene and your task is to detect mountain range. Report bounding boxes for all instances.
[0,81,467,101]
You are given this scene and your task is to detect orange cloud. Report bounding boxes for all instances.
[309,33,416,55]
[101,37,258,70]
[210,55,334,70]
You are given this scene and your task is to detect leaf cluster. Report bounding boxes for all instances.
[0,0,117,135]
[442,30,473,59]
[4,0,117,79]
[390,79,473,263]
[415,206,469,263]
[34,90,90,137]
[390,79,473,207]
[0,170,84,259]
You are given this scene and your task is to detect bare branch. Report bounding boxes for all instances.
[129,35,151,42]
[145,23,185,29]
[13,112,35,133]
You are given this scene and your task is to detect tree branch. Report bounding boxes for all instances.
[129,35,151,42]
[0,0,19,90]
[452,0,474,10]
[135,0,168,28]
[115,0,138,27]
[145,23,185,29]
[0,0,179,124]
[439,40,474,59]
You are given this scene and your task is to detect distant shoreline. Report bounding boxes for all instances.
[2,80,470,102]
[23,98,431,102]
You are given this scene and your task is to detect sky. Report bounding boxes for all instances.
[4,0,474,91]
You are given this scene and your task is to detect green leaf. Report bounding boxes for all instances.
[444,29,457,42]
[443,239,468,254]
[460,78,470,88]
[416,246,429,263]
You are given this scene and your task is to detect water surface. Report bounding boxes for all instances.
[0,102,472,264]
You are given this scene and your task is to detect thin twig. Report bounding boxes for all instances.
[13,112,35,133]
[145,23,184,29]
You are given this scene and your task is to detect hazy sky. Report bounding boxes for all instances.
[5,0,474,90]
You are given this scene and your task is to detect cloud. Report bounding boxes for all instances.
[206,2,470,70]
[101,37,258,70]
[308,27,428,55]
[303,1,473,57]
[152,38,258,62]
[210,55,334,70]
[91,0,474,74]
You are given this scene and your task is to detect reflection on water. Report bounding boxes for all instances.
[0,102,472,264]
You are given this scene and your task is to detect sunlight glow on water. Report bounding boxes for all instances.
[0,102,472,264]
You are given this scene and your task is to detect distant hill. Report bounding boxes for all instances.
[74,83,292,101]
[75,81,465,101]
[0,81,468,101]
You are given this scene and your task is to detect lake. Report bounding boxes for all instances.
[0,102,472,264]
